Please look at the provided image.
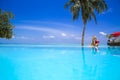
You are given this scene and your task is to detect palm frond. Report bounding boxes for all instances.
[64,0,108,24]
[64,0,75,9]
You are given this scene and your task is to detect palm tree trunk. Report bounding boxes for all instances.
[81,24,86,46]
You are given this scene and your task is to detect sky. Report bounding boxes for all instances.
[0,0,120,45]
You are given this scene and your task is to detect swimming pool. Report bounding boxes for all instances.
[0,45,120,80]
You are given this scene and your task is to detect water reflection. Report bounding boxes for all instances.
[81,47,98,80]
[81,47,86,66]
[90,46,120,56]
[107,46,120,56]
[91,47,98,55]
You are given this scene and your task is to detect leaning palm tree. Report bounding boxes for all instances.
[64,0,108,46]
[0,9,14,39]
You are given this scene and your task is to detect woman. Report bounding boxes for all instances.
[91,36,99,51]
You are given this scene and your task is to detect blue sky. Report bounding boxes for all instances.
[0,0,120,45]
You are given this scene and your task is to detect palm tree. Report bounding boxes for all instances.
[0,9,14,39]
[64,0,108,46]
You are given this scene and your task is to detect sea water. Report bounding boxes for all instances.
[0,45,120,80]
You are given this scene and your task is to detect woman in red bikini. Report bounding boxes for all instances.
[91,36,100,51]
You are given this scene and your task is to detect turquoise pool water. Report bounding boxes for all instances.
[0,45,120,80]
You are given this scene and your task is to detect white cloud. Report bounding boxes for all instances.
[12,35,15,38]
[49,35,55,38]
[99,32,107,36]
[43,35,55,39]
[71,34,75,37]
[16,25,66,36]
[100,8,112,15]
[61,33,67,37]
[15,24,83,41]
[14,36,29,40]
[20,36,28,39]
[16,25,79,38]
[19,20,78,28]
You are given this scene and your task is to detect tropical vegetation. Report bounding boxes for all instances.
[64,0,108,46]
[0,9,14,39]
